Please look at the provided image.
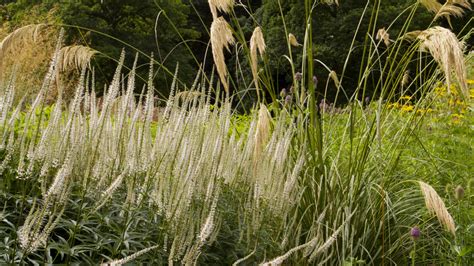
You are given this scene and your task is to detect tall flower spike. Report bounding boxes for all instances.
[208,0,235,19]
[250,27,266,99]
[210,17,235,94]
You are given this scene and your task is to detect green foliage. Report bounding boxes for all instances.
[0,0,473,265]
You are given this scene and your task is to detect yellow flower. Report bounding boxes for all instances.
[416,108,433,115]
[401,105,414,112]
[434,86,447,96]
[451,114,464,119]
[467,79,474,85]
[400,95,412,100]
[388,102,400,109]
[451,114,465,124]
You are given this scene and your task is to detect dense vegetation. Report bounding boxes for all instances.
[1,0,471,102]
[0,0,473,265]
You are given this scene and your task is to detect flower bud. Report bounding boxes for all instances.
[410,227,421,240]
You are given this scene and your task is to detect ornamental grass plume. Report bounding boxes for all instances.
[417,26,468,97]
[0,24,46,63]
[376,28,391,47]
[57,45,98,72]
[419,0,471,21]
[254,104,271,164]
[208,0,235,20]
[210,17,235,94]
[419,181,456,236]
[329,70,340,88]
[288,33,301,47]
[250,26,266,99]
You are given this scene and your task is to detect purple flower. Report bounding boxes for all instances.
[313,75,318,86]
[280,88,287,99]
[285,95,292,105]
[410,227,421,240]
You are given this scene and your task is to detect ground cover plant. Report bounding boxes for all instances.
[0,0,473,265]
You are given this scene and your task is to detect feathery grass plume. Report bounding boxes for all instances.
[419,0,471,22]
[210,17,235,94]
[417,26,468,97]
[419,0,443,13]
[329,70,340,88]
[288,33,301,47]
[250,26,266,99]
[0,24,46,64]
[376,28,391,47]
[419,181,456,236]
[208,0,235,19]
[101,245,160,266]
[254,104,272,164]
[57,45,97,72]
[402,70,410,88]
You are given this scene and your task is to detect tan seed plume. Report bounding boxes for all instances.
[419,181,456,236]
[57,45,98,72]
[254,104,271,166]
[210,17,235,94]
[417,26,468,97]
[250,27,266,98]
[419,0,471,22]
[376,28,391,47]
[402,70,410,88]
[208,0,235,19]
[288,33,301,47]
[0,24,47,65]
[329,70,340,88]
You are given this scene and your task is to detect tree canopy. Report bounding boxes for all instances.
[0,0,471,103]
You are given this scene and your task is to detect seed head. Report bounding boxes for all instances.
[454,185,464,201]
[417,26,468,97]
[288,33,301,47]
[295,72,303,81]
[250,27,266,96]
[208,0,235,19]
[376,27,391,47]
[210,17,235,94]
[419,181,456,236]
